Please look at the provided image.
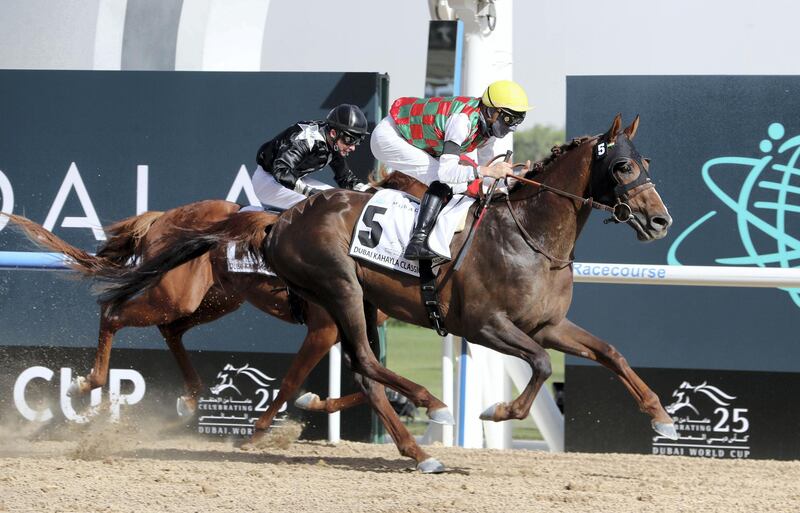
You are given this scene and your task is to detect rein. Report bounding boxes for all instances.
[508,173,616,216]
[503,195,574,268]
[497,136,655,266]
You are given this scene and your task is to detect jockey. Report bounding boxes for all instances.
[252,104,370,209]
[370,80,533,260]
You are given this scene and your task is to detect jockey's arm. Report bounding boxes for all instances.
[271,140,316,194]
[437,113,481,194]
[330,155,365,190]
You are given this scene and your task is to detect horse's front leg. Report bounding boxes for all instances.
[533,317,677,440]
[248,303,344,442]
[467,313,553,422]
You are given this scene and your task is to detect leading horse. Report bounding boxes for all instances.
[101,114,680,440]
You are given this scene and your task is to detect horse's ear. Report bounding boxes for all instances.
[623,114,640,140]
[605,113,622,140]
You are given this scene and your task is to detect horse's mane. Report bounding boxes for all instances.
[510,136,595,192]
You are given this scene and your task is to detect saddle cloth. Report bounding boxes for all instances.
[348,189,475,277]
[226,242,275,276]
[225,205,278,275]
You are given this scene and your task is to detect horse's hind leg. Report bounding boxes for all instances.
[337,296,455,425]
[158,288,245,416]
[248,302,345,442]
[69,294,165,397]
[69,313,120,397]
[353,372,444,473]
[71,260,214,399]
[534,318,676,439]
[303,278,452,423]
[358,301,444,472]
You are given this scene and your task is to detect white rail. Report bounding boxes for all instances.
[572,262,800,288]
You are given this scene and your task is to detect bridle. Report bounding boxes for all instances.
[593,135,655,224]
[500,136,654,266]
[506,136,654,223]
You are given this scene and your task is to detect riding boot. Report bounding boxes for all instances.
[404,189,446,260]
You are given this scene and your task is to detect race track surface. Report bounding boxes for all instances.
[1,420,797,513]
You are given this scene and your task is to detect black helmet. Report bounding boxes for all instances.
[326,104,369,135]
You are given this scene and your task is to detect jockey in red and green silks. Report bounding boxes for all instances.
[370,80,534,260]
[390,96,487,157]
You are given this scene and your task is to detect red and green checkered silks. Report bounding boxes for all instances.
[390,96,487,157]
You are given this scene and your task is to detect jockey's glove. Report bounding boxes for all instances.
[293,179,323,197]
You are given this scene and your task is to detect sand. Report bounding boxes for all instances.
[0,417,798,513]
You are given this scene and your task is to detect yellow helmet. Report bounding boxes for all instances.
[481,80,533,112]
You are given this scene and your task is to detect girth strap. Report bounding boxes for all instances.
[419,259,448,336]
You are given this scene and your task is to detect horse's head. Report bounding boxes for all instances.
[590,114,672,241]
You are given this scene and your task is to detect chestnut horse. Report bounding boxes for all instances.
[100,114,680,441]
[4,194,449,473]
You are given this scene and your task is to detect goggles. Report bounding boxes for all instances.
[338,131,364,146]
[498,109,525,128]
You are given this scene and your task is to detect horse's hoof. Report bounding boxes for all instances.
[428,408,455,425]
[67,377,87,398]
[479,403,502,421]
[417,457,446,474]
[294,392,320,410]
[176,396,196,418]
[652,420,678,440]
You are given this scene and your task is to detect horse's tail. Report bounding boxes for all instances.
[95,211,164,266]
[0,212,154,279]
[97,211,275,310]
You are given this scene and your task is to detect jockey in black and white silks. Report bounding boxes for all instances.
[252,104,370,209]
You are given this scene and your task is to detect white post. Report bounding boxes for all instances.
[482,349,513,449]
[455,338,485,447]
[328,342,341,443]
[441,334,454,446]
[449,0,517,449]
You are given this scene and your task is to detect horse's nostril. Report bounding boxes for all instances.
[651,214,672,231]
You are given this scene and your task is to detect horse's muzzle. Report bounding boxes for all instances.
[648,212,672,240]
[630,211,672,241]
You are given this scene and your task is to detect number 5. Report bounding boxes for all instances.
[358,205,387,249]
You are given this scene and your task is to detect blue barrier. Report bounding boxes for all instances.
[0,251,71,270]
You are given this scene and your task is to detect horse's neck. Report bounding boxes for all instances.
[504,144,594,262]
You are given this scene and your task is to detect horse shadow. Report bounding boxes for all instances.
[112,441,471,475]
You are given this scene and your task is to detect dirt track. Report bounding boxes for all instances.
[1,419,798,513]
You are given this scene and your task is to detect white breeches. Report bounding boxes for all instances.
[370,117,441,185]
[251,166,332,209]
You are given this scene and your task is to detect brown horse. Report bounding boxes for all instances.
[100,114,679,440]
[4,194,450,473]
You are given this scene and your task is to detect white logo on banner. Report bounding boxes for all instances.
[0,169,14,231]
[197,363,285,436]
[43,162,106,241]
[653,381,751,458]
[13,366,145,423]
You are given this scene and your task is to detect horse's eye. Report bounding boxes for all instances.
[615,162,632,173]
